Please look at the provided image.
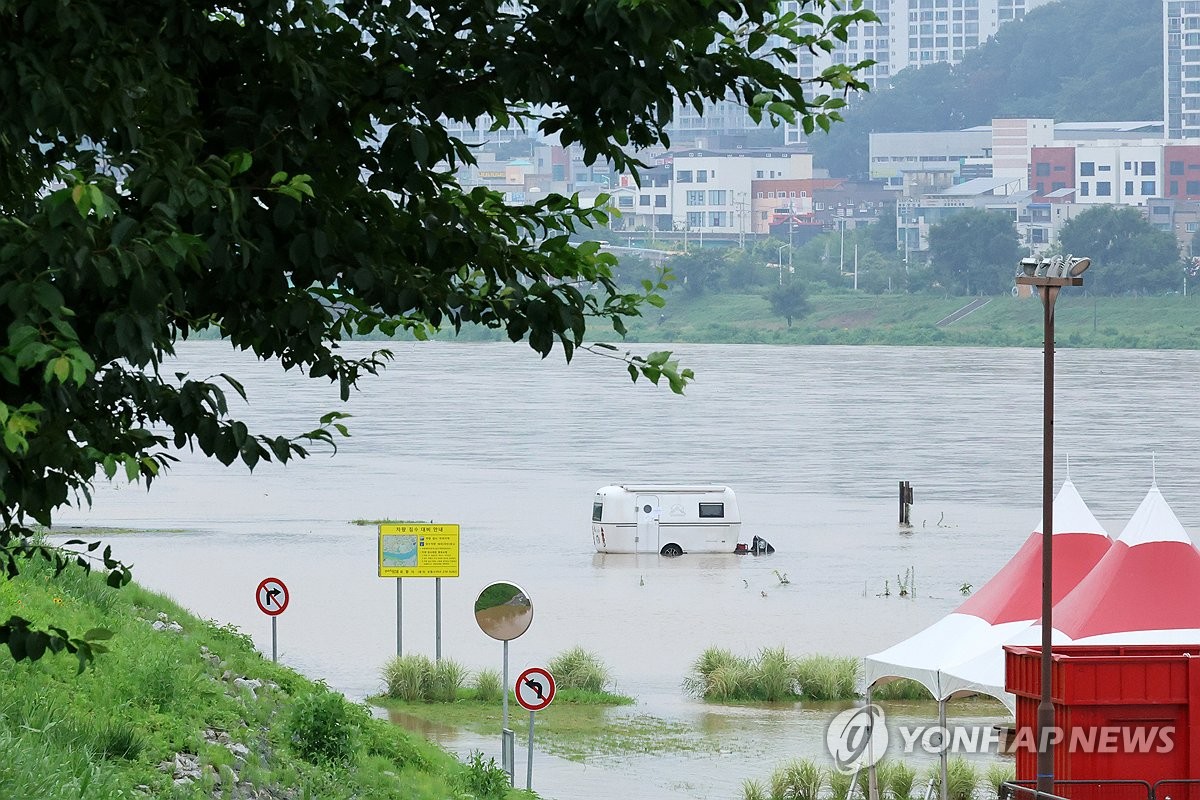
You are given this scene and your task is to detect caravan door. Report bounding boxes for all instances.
[635,495,660,553]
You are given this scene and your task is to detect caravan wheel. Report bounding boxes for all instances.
[661,543,683,557]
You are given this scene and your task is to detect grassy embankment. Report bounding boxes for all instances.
[620,291,1200,349]
[0,551,529,800]
[450,291,1200,349]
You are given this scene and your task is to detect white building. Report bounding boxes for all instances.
[991,118,1055,184]
[869,128,993,186]
[669,149,814,236]
[870,119,1165,189]
[1070,143,1164,206]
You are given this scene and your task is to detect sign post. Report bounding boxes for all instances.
[474,582,535,784]
[378,523,460,659]
[254,577,289,662]
[514,666,556,792]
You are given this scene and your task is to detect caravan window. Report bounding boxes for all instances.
[592,501,604,522]
[698,503,724,518]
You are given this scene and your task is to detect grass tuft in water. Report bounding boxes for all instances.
[742,777,769,800]
[382,654,431,701]
[887,760,918,800]
[430,659,468,703]
[472,668,502,703]
[985,763,1015,799]
[756,647,800,702]
[771,758,825,800]
[381,654,470,703]
[871,678,933,701]
[685,646,861,702]
[829,768,855,800]
[795,654,859,701]
[548,646,612,693]
[928,758,980,800]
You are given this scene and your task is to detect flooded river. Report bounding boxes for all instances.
[52,341,1200,799]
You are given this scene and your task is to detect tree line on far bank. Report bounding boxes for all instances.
[610,203,1191,328]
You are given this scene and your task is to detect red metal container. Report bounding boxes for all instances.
[1005,644,1200,800]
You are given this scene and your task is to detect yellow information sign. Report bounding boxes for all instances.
[378,523,460,578]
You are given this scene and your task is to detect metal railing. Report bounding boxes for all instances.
[1151,778,1200,800]
[1003,779,1153,800]
[1001,783,1071,800]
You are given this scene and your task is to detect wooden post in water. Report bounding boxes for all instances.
[899,481,913,525]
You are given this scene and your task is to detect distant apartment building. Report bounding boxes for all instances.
[1165,0,1200,139]
[1027,140,1200,206]
[781,0,1054,144]
[879,119,1192,256]
[660,0,1057,147]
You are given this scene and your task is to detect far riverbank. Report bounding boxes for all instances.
[451,291,1200,350]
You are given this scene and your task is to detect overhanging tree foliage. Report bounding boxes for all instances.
[0,0,875,666]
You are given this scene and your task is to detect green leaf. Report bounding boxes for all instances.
[226,150,253,176]
[411,129,429,163]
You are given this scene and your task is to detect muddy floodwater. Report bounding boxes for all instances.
[475,603,535,641]
[52,341,1200,799]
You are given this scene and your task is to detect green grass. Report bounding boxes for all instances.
[370,647,634,757]
[611,289,1200,350]
[871,678,933,701]
[743,778,769,800]
[547,646,613,693]
[683,647,864,703]
[928,758,981,800]
[374,693,694,763]
[888,760,919,800]
[473,583,522,613]
[472,668,502,703]
[795,654,860,701]
[397,284,1200,351]
[380,655,470,703]
[0,551,532,799]
[41,525,190,536]
[770,758,825,800]
[985,763,1016,800]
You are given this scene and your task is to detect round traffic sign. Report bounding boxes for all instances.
[255,577,289,616]
[514,667,556,712]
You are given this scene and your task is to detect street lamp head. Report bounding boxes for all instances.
[1017,255,1092,280]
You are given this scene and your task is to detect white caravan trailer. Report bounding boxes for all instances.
[591,484,742,556]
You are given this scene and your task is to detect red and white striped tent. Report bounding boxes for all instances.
[942,482,1200,711]
[864,480,1111,707]
[1054,483,1200,645]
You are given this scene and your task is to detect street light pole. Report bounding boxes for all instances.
[839,218,845,276]
[778,244,791,286]
[788,201,795,273]
[1016,255,1090,799]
